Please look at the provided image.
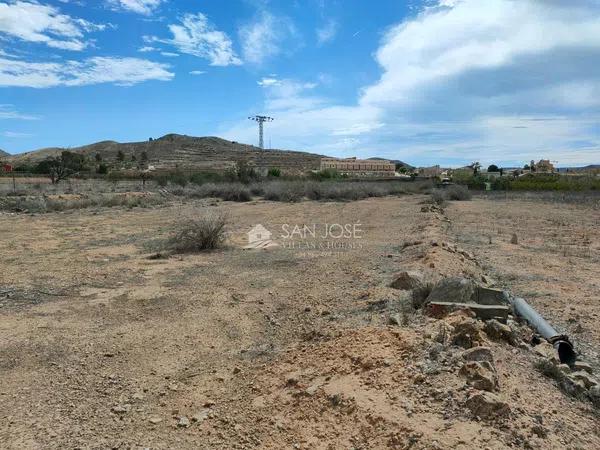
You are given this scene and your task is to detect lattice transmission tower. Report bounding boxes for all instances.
[248,115,274,149]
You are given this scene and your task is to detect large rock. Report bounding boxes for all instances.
[466,392,510,419]
[389,270,424,290]
[589,386,600,407]
[446,315,486,349]
[460,361,498,392]
[461,346,494,364]
[426,277,476,304]
[570,371,598,389]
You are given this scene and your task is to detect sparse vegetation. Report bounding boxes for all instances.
[168,213,228,253]
[445,185,472,200]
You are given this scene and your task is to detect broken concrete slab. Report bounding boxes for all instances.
[427,301,510,322]
[475,287,509,306]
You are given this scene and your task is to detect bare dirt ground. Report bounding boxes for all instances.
[1,194,599,449]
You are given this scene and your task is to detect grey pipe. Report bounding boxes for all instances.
[509,295,577,365]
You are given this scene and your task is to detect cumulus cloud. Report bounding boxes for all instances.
[227,0,600,165]
[107,0,162,15]
[0,1,106,51]
[147,13,241,66]
[0,56,173,88]
[239,11,299,64]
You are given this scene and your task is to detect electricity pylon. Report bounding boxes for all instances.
[248,115,273,149]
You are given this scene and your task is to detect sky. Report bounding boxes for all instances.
[1,0,600,167]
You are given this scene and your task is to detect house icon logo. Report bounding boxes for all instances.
[244,224,279,249]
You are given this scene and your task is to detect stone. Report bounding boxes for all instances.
[426,277,477,304]
[573,361,593,374]
[428,302,510,322]
[192,409,210,423]
[461,346,494,364]
[148,417,162,424]
[132,392,145,401]
[446,316,485,349]
[389,271,425,290]
[111,404,131,414]
[465,392,510,419]
[557,364,571,375]
[178,416,190,428]
[532,342,559,365]
[484,320,519,345]
[460,361,498,392]
[569,371,598,389]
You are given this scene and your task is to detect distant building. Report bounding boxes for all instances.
[418,165,443,178]
[320,157,395,177]
[533,159,555,173]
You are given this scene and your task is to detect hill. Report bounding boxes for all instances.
[7,134,325,174]
[368,157,414,169]
[0,149,10,157]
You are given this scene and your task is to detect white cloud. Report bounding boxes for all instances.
[147,13,241,66]
[0,56,173,88]
[238,11,299,64]
[138,45,157,52]
[257,77,280,87]
[225,0,600,166]
[2,130,31,138]
[160,51,179,57]
[316,20,337,45]
[107,0,162,15]
[189,70,206,75]
[0,1,106,51]
[0,104,39,120]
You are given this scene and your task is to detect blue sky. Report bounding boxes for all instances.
[1,0,600,167]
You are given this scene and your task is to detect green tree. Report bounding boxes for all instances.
[117,150,125,162]
[487,164,500,172]
[95,153,102,162]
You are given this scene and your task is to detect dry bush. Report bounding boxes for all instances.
[169,213,228,253]
[429,190,447,206]
[189,183,251,202]
[445,185,472,201]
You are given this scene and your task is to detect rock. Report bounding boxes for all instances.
[484,320,519,346]
[531,424,548,438]
[460,361,498,392]
[569,371,598,389]
[446,316,485,349]
[111,404,131,414]
[178,416,190,428]
[192,409,210,423]
[465,392,510,419]
[532,342,559,365]
[132,392,145,401]
[510,233,518,245]
[433,322,455,346]
[390,271,424,290]
[573,361,593,374]
[148,417,162,424]
[426,277,476,304]
[461,346,494,364]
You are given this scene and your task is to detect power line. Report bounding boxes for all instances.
[248,115,274,149]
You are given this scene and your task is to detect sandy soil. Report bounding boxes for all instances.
[1,195,599,449]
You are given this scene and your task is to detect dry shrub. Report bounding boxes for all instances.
[445,185,472,201]
[169,213,228,253]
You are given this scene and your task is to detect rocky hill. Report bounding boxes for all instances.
[7,134,324,174]
[0,149,9,157]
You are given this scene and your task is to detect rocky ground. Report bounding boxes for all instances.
[0,194,599,449]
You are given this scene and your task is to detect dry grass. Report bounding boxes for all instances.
[168,213,228,253]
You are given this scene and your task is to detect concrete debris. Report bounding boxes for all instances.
[426,277,477,305]
[427,302,510,322]
[569,371,598,389]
